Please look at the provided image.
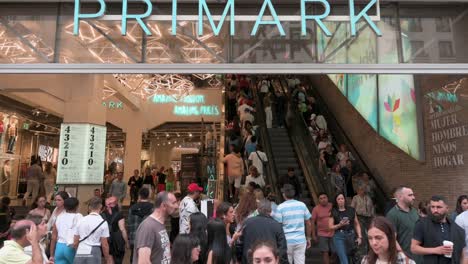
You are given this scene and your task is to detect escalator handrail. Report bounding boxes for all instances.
[223,88,230,202]
[276,79,324,205]
[250,78,281,198]
[290,103,332,196]
[305,76,390,208]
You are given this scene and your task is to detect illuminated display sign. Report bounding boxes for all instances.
[102,101,124,109]
[57,123,106,184]
[73,0,381,37]
[152,94,221,116]
[153,95,205,104]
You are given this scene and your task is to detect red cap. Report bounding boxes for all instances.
[187,183,203,192]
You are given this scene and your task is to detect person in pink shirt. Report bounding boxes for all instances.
[311,192,334,264]
[223,144,244,202]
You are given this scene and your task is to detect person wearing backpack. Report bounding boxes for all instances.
[73,197,112,264]
[127,188,153,261]
[102,196,129,264]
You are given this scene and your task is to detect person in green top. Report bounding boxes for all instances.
[386,186,423,263]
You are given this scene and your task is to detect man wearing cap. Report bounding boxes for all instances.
[274,184,312,264]
[179,183,202,234]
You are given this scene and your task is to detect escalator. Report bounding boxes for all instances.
[285,75,389,213]
[222,74,388,213]
[222,77,281,202]
[252,77,323,207]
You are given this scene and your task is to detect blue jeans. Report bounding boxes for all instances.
[333,231,349,264]
[7,136,15,153]
[55,242,76,264]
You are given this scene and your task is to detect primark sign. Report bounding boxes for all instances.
[73,0,382,37]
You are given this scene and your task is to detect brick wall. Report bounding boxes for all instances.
[309,74,468,209]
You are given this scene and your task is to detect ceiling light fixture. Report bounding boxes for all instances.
[208,77,222,88]
[193,74,215,80]
[0,26,54,63]
[152,74,195,101]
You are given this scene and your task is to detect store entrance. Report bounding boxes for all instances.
[0,73,225,205]
[0,73,411,213]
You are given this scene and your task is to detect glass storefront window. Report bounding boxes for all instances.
[400,5,468,63]
[327,73,421,160]
[231,21,316,63]
[347,74,378,130]
[0,4,57,63]
[0,2,467,64]
[378,74,420,160]
[58,19,144,63]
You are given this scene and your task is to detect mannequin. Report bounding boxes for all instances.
[6,115,18,154]
[1,160,11,196]
[212,123,217,139]
[205,125,213,149]
[0,112,4,150]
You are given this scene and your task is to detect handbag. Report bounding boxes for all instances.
[255,151,268,177]
[106,213,126,257]
[344,231,357,255]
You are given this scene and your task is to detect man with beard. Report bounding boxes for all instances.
[133,192,179,264]
[411,195,467,264]
[386,186,422,262]
[179,183,202,234]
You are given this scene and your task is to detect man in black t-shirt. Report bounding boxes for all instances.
[411,195,467,264]
[279,167,301,199]
[322,145,336,169]
[157,167,167,193]
[127,188,153,261]
[128,169,143,205]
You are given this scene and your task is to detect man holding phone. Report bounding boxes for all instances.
[0,219,45,264]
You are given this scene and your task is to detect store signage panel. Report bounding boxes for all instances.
[152,94,221,116]
[73,0,381,37]
[102,101,124,110]
[57,123,106,184]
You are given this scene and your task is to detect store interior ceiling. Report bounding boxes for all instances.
[106,122,125,148]
[0,94,62,136]
[142,122,221,150]
[0,94,126,147]
[105,74,222,101]
[1,89,221,150]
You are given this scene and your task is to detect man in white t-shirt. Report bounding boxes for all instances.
[179,183,202,234]
[248,144,268,177]
[74,197,112,264]
[455,210,468,256]
[238,103,254,119]
[244,165,265,188]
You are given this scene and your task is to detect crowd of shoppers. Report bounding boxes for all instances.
[3,184,466,264]
[0,75,468,264]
